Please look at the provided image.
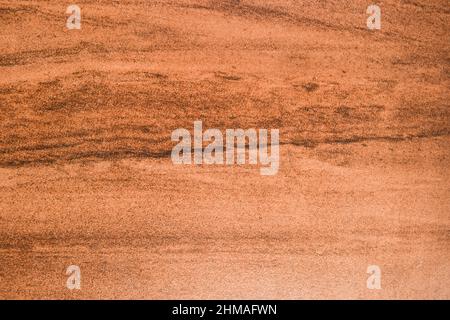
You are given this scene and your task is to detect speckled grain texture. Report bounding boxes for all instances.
[0,0,449,299]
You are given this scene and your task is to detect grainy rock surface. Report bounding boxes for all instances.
[0,0,449,299]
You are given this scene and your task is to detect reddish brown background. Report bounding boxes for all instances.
[0,0,449,299]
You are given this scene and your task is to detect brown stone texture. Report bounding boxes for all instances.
[0,0,449,299]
